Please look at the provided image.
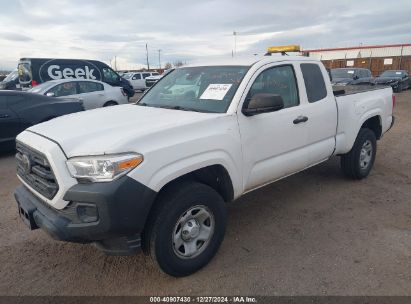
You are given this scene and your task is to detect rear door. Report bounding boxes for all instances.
[77,81,106,109]
[299,62,338,165]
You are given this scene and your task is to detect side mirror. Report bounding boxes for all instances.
[46,92,55,97]
[242,93,284,116]
[353,75,359,80]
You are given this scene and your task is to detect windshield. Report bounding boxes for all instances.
[122,73,132,79]
[3,70,18,82]
[331,69,356,79]
[380,71,404,77]
[138,66,249,113]
[28,81,55,93]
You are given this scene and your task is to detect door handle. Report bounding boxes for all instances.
[0,114,10,119]
[293,116,308,124]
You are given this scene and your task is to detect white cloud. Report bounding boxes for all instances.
[0,0,410,70]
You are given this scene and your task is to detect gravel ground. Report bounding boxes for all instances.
[0,90,410,296]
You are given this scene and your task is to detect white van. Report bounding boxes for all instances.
[123,72,159,91]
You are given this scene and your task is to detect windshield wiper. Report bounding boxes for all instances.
[136,103,213,113]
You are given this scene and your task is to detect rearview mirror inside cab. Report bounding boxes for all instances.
[242,93,284,116]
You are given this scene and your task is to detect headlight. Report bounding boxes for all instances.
[66,153,143,182]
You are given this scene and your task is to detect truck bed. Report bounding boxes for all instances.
[333,84,389,96]
[333,86,393,155]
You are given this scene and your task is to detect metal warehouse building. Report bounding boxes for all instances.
[304,44,411,76]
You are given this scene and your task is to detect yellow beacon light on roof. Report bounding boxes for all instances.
[267,45,301,54]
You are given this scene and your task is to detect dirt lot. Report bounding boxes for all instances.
[0,91,410,296]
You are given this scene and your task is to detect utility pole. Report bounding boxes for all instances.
[158,49,162,69]
[114,56,117,71]
[233,31,237,57]
[146,43,150,71]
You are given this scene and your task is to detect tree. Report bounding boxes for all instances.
[164,62,172,70]
[173,60,184,67]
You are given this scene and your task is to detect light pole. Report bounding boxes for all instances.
[158,49,162,69]
[146,43,150,70]
[233,31,238,57]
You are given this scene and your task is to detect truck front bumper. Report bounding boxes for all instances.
[14,176,157,255]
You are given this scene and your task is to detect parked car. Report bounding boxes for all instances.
[28,79,128,110]
[331,68,374,85]
[17,58,134,97]
[0,69,20,90]
[14,53,394,277]
[374,70,410,92]
[0,91,83,151]
[123,71,160,91]
[145,69,175,88]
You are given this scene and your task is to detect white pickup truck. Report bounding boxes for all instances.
[14,54,395,277]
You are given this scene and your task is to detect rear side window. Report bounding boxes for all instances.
[78,81,104,93]
[301,63,327,103]
[142,73,151,79]
[132,74,141,80]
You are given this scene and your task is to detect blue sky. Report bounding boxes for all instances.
[0,0,410,70]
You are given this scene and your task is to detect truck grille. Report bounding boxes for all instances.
[16,142,59,199]
[145,79,157,87]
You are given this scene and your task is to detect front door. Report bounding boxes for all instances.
[0,96,20,146]
[238,63,309,191]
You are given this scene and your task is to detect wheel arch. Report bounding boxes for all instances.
[360,115,382,140]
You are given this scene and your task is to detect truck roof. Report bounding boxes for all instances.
[185,55,319,67]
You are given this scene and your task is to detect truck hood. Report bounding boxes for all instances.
[27,104,224,157]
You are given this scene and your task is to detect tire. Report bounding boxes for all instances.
[103,101,118,107]
[145,181,226,277]
[340,128,377,179]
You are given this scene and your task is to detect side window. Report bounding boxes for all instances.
[246,65,299,109]
[78,81,104,93]
[300,63,327,103]
[132,74,141,80]
[142,73,151,79]
[47,82,77,97]
[102,68,119,83]
[152,72,159,76]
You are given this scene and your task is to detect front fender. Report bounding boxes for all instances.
[128,150,243,199]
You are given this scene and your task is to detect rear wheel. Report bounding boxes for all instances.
[103,101,118,107]
[340,128,376,179]
[145,182,226,277]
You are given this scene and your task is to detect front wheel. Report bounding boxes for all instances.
[340,128,377,179]
[145,182,226,277]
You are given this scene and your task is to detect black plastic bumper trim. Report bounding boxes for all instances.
[14,175,157,253]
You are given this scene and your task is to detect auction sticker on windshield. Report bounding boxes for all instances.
[200,84,232,100]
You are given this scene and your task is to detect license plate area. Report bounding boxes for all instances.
[17,202,38,230]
